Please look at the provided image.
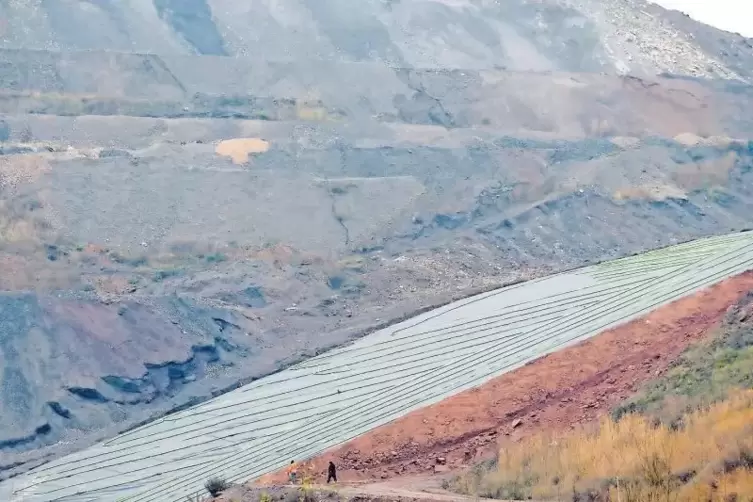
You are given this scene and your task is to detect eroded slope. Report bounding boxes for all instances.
[0,0,751,80]
[277,271,753,482]
[5,233,753,501]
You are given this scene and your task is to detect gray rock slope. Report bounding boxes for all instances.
[0,0,751,80]
[1,0,753,479]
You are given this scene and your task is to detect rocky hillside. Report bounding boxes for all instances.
[1,0,752,80]
[2,0,753,479]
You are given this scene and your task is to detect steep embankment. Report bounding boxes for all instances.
[443,291,753,501]
[6,233,753,502]
[263,271,753,483]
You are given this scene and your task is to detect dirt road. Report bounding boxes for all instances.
[221,476,521,502]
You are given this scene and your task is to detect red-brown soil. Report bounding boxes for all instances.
[257,271,753,485]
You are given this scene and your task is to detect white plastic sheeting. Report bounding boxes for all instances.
[5,230,753,502]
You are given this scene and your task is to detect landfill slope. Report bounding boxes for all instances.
[4,231,753,502]
[3,0,753,480]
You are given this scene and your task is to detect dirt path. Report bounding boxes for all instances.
[318,478,488,501]
[257,271,753,484]
[223,477,523,502]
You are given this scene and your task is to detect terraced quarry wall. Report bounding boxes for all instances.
[4,231,753,502]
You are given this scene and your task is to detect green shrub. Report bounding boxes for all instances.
[204,477,230,497]
[153,269,182,282]
[205,253,227,264]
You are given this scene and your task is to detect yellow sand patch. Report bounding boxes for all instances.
[215,138,270,165]
[613,183,687,202]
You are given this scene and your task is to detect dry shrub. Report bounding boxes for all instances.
[680,469,753,502]
[453,390,753,501]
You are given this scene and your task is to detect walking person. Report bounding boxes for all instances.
[327,461,337,484]
[287,460,298,484]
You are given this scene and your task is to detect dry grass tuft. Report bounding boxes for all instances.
[450,390,753,501]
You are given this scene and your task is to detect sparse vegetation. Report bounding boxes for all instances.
[449,298,753,502]
[109,251,148,267]
[205,252,228,264]
[19,125,33,143]
[297,473,317,502]
[614,293,753,425]
[448,390,753,501]
[153,268,183,282]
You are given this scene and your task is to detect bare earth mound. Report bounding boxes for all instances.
[259,271,753,484]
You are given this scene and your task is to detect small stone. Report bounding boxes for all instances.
[511,418,523,429]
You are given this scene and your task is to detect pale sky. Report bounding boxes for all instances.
[652,0,753,37]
